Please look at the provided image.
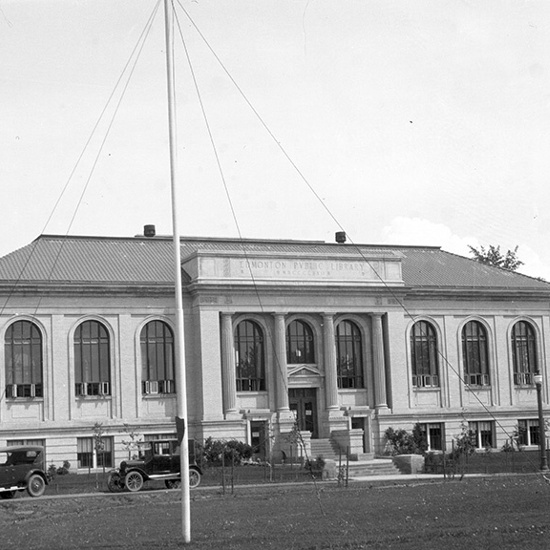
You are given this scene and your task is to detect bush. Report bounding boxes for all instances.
[47,463,57,481]
[305,455,325,473]
[384,424,427,455]
[201,437,253,467]
[449,423,476,461]
[57,460,71,475]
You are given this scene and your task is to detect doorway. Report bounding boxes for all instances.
[289,388,318,438]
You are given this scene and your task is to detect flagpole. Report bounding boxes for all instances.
[163,0,191,543]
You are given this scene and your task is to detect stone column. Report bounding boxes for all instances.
[323,314,339,411]
[371,313,388,409]
[220,313,237,416]
[273,313,289,411]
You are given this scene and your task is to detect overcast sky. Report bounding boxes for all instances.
[2,0,550,279]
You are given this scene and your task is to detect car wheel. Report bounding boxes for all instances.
[27,474,46,497]
[0,491,16,499]
[125,471,144,492]
[107,472,124,493]
[189,469,201,489]
[165,479,181,489]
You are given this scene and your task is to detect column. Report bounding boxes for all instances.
[371,313,388,409]
[323,314,339,411]
[220,313,237,416]
[273,313,289,411]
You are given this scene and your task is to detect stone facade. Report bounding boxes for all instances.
[0,234,549,469]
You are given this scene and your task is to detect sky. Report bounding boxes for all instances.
[1,0,550,279]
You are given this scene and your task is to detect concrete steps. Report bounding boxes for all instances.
[309,439,401,477]
[310,438,340,461]
[346,458,401,477]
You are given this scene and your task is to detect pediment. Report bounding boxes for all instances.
[288,365,322,378]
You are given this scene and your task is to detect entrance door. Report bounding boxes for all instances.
[289,388,318,438]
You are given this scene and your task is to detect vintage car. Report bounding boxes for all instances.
[0,445,48,498]
[107,439,202,493]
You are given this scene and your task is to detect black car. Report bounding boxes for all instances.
[107,439,202,492]
[0,445,48,498]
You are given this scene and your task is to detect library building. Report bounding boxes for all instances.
[0,226,549,469]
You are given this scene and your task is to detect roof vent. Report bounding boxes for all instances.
[144,224,156,238]
[335,231,346,244]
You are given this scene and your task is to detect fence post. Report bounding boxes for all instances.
[346,447,349,488]
[231,449,235,494]
[221,451,226,495]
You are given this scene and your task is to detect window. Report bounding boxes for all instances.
[419,423,444,451]
[462,321,490,386]
[286,320,315,364]
[234,321,265,391]
[140,321,175,394]
[77,437,113,469]
[4,320,43,398]
[518,419,540,447]
[74,320,111,396]
[468,421,494,449]
[512,321,537,386]
[335,320,363,389]
[410,321,439,388]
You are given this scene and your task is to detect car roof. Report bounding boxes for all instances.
[0,445,44,453]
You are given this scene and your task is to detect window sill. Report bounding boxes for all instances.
[75,395,112,400]
[413,387,441,391]
[464,386,491,391]
[6,397,44,401]
[142,393,176,399]
[237,391,268,395]
[514,385,536,390]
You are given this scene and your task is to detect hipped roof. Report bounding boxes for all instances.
[0,234,548,292]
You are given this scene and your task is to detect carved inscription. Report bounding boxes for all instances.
[238,259,375,279]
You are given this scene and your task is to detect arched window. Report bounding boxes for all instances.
[141,321,175,394]
[74,320,111,396]
[235,320,265,391]
[411,321,439,388]
[462,321,490,386]
[512,321,537,386]
[5,320,43,398]
[286,320,315,364]
[335,320,363,389]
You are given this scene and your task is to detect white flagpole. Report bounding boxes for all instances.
[163,0,191,543]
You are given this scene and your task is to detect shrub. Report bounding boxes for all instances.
[201,437,254,466]
[384,424,427,455]
[449,422,476,461]
[57,460,71,475]
[305,455,325,473]
[47,463,57,481]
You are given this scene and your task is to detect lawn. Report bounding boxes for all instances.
[2,474,550,549]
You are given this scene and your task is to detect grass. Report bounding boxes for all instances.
[2,474,550,549]
[46,464,320,495]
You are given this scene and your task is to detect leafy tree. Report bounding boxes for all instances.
[468,244,524,271]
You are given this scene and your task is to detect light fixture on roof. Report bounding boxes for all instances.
[335,231,346,244]
[144,225,156,238]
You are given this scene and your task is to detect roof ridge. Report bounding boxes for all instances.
[35,233,443,250]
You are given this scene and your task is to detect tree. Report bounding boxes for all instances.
[468,244,524,271]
